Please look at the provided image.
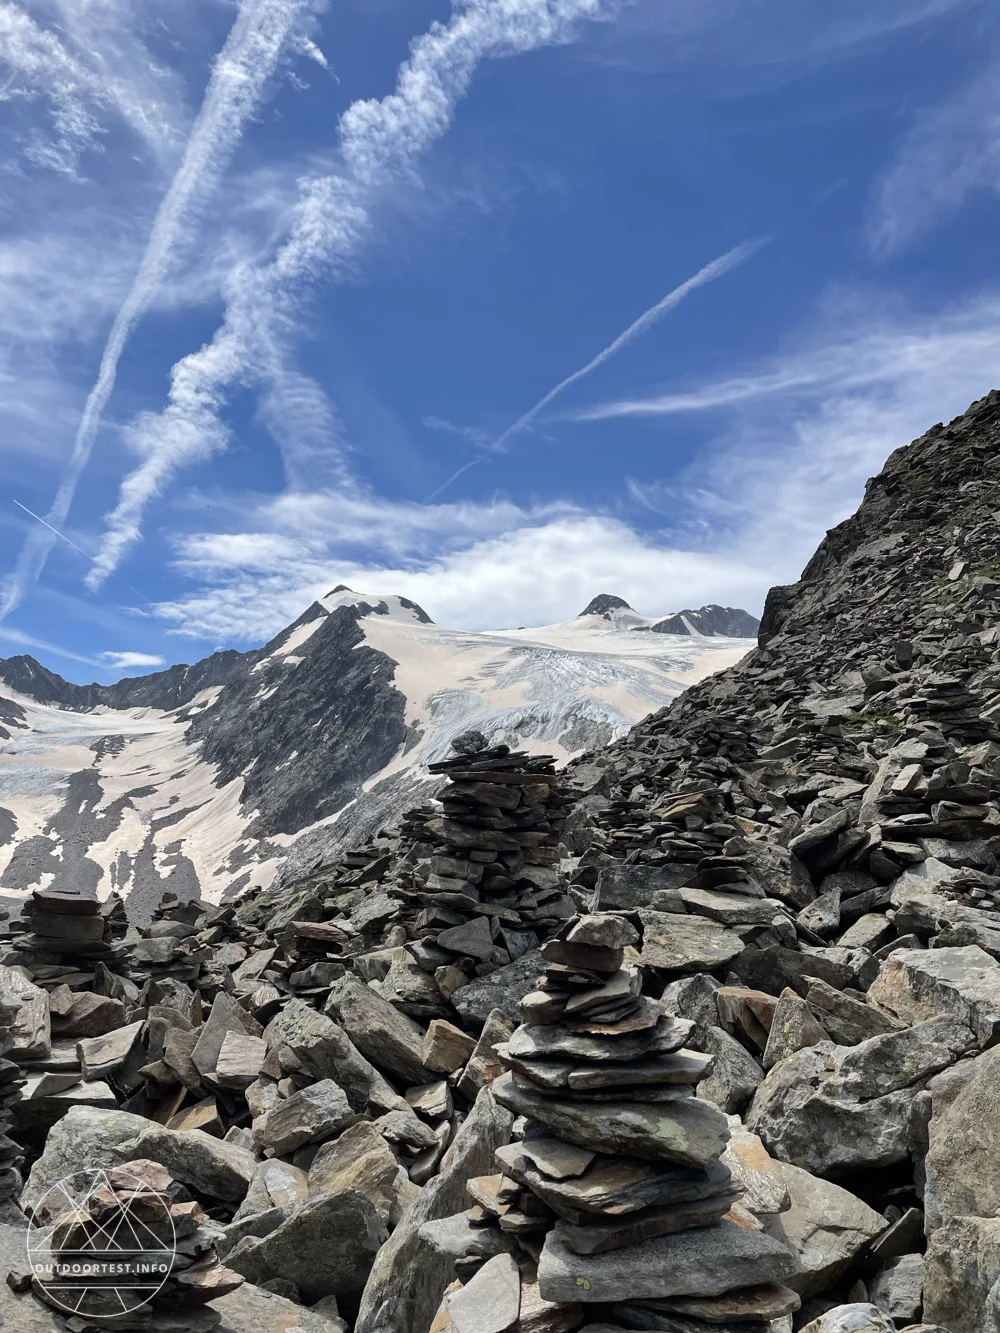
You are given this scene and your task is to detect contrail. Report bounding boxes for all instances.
[12,500,95,561]
[84,0,618,589]
[491,238,768,452]
[424,458,489,503]
[0,0,321,623]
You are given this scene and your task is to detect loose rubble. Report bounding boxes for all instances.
[3,392,1000,1331]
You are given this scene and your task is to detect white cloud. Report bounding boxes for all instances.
[869,61,1000,256]
[84,0,619,589]
[0,0,328,625]
[147,286,1000,643]
[0,0,186,170]
[99,650,166,669]
[154,510,771,642]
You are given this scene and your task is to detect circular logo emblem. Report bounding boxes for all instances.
[26,1168,176,1319]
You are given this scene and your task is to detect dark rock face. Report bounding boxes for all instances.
[0,649,243,712]
[649,605,762,638]
[578,594,635,618]
[187,604,411,838]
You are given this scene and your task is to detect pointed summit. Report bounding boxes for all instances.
[578,594,635,619]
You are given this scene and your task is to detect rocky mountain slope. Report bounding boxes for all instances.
[0,393,999,1333]
[0,592,754,913]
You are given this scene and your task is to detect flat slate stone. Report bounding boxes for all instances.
[639,911,745,972]
[537,1218,797,1303]
[507,1011,693,1064]
[493,1071,729,1167]
[496,1148,732,1223]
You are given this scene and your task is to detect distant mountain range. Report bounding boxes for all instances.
[0,590,758,912]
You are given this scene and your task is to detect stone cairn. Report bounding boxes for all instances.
[431,912,801,1331]
[11,889,129,980]
[383,731,575,1012]
[20,1156,242,1331]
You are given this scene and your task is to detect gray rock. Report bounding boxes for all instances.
[440,1252,520,1332]
[868,945,1000,1046]
[923,1215,1000,1333]
[77,1020,144,1082]
[835,1016,976,1100]
[0,967,51,1059]
[493,1071,729,1167]
[721,1117,791,1216]
[252,1079,356,1155]
[537,1218,797,1302]
[450,951,545,1028]
[236,1159,310,1221]
[265,998,406,1114]
[354,1087,514,1333]
[436,916,495,961]
[456,1009,515,1100]
[639,911,745,972]
[746,1045,917,1176]
[870,1253,923,1323]
[307,1121,398,1220]
[660,974,722,1036]
[765,1160,886,1298]
[798,885,843,937]
[216,1030,268,1091]
[22,1105,256,1209]
[924,1042,1000,1229]
[325,976,431,1087]
[728,835,816,909]
[418,1210,513,1263]
[680,887,785,926]
[0,1221,68,1332]
[838,914,895,952]
[806,980,903,1046]
[799,1305,895,1333]
[228,1188,388,1302]
[192,991,262,1078]
[696,1025,764,1113]
[594,863,690,910]
[763,989,828,1069]
[213,1278,347,1332]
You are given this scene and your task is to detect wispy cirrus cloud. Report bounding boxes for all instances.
[869,60,1000,257]
[0,0,185,171]
[0,0,328,624]
[84,0,621,590]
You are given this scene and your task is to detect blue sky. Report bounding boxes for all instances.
[1,0,998,679]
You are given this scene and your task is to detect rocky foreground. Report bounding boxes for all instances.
[3,391,1000,1333]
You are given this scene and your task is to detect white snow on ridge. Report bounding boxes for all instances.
[0,591,754,907]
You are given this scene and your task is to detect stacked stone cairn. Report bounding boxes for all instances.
[384,731,575,1013]
[10,889,129,978]
[22,1156,242,1331]
[427,912,801,1332]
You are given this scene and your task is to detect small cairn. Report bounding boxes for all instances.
[468,914,801,1329]
[9,889,128,981]
[389,730,575,1011]
[24,1157,243,1331]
